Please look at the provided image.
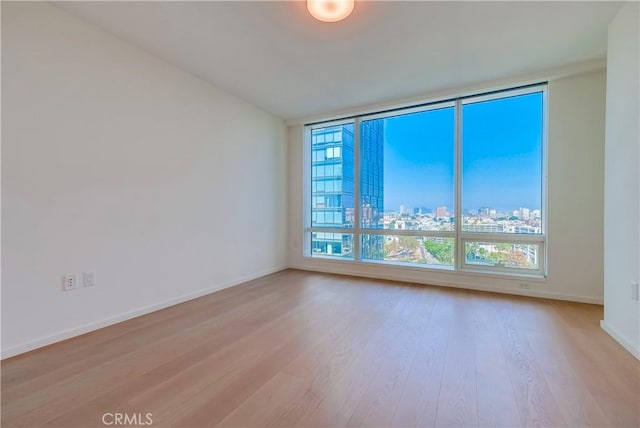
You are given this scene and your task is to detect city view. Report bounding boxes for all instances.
[372,206,541,268]
[310,90,544,272]
[313,205,541,269]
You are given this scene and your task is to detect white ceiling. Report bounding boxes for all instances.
[55,1,621,121]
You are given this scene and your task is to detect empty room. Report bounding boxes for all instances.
[2,1,639,427]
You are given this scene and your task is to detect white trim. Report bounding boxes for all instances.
[290,263,601,304]
[461,84,546,105]
[361,229,454,238]
[308,228,454,238]
[541,87,550,275]
[360,101,456,122]
[460,239,545,276]
[353,117,362,261]
[302,126,312,257]
[286,58,605,126]
[359,258,455,271]
[307,118,354,129]
[300,256,547,283]
[455,99,463,271]
[460,232,544,242]
[600,320,640,360]
[1,266,288,360]
[457,85,547,277]
[308,227,355,234]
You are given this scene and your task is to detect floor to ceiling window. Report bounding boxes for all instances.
[306,85,546,276]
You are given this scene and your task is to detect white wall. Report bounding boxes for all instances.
[288,69,607,304]
[1,2,287,358]
[601,1,640,359]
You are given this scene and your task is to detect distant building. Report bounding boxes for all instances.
[310,121,384,257]
[514,225,541,234]
[311,125,354,256]
[435,206,448,218]
[399,204,413,215]
[463,223,504,233]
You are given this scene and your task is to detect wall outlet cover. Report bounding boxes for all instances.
[83,272,96,287]
[62,274,77,291]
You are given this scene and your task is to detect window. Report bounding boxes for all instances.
[306,85,546,276]
[459,91,544,273]
[359,105,455,268]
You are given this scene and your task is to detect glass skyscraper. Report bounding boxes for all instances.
[311,121,384,257]
[359,119,385,260]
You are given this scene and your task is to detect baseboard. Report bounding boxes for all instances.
[1,265,287,360]
[2,263,604,359]
[600,320,640,360]
[289,264,604,305]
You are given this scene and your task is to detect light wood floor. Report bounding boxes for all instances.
[2,269,639,428]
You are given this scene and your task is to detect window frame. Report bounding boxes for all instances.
[303,84,548,278]
[457,87,547,276]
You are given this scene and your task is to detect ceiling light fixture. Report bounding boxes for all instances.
[307,0,355,23]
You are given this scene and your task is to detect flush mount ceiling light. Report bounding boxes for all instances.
[307,0,355,23]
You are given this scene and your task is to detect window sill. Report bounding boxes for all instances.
[305,255,547,283]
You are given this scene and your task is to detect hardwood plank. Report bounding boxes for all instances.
[473,294,522,428]
[433,291,478,428]
[351,286,437,428]
[390,289,452,428]
[295,284,415,427]
[2,269,639,428]
[165,281,365,427]
[2,274,298,405]
[493,299,568,427]
[42,281,339,427]
[5,274,334,426]
[527,329,610,427]
[274,282,397,426]
[1,270,287,386]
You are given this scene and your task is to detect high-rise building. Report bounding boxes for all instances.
[311,124,354,256]
[360,119,384,259]
[435,206,448,218]
[311,121,383,257]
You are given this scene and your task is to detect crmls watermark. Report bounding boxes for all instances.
[101,412,153,426]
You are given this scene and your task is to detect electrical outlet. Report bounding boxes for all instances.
[62,274,77,291]
[632,282,639,301]
[83,272,96,287]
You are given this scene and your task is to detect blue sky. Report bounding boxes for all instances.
[381,92,543,212]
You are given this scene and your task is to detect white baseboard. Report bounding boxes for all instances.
[289,263,604,305]
[1,265,287,360]
[3,263,606,360]
[600,320,640,360]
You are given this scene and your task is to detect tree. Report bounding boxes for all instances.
[424,239,454,265]
[398,236,418,251]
